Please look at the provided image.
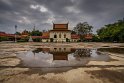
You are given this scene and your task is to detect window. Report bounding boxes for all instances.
[54,48,57,51]
[59,48,61,51]
[64,34,66,38]
[59,34,61,38]
[54,34,57,38]
[64,48,66,51]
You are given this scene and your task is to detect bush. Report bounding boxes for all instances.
[77,40,81,42]
[17,39,27,42]
[0,36,8,41]
[92,35,101,42]
[17,36,29,42]
[33,38,41,42]
[22,37,29,42]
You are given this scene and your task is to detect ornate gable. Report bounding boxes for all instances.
[53,24,68,30]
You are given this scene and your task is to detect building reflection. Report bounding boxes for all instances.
[32,48,50,53]
[50,48,73,60]
[17,47,111,68]
[32,47,91,61]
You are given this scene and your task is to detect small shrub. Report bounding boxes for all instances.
[33,38,41,42]
[0,36,8,41]
[17,39,27,42]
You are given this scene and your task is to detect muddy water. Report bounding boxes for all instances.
[98,48,124,54]
[17,48,111,68]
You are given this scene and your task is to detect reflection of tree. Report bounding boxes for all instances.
[32,48,41,53]
[73,49,91,58]
[32,48,50,54]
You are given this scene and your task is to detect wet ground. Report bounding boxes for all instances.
[0,42,124,83]
[17,48,111,68]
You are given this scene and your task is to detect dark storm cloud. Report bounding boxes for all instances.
[0,0,124,33]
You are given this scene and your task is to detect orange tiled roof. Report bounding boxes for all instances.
[0,32,6,36]
[32,36,42,39]
[84,34,93,39]
[50,30,71,32]
[41,32,49,39]
[0,32,21,38]
[6,34,15,37]
[53,24,68,30]
[71,34,80,39]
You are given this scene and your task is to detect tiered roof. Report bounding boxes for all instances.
[50,23,71,32]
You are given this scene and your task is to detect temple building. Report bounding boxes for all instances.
[0,23,92,42]
[41,23,80,42]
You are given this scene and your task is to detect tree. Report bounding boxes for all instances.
[71,30,76,34]
[92,35,101,42]
[73,22,93,41]
[30,30,42,36]
[15,32,21,35]
[73,22,93,35]
[97,18,124,42]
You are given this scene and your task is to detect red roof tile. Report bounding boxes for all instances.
[0,32,21,38]
[53,24,68,30]
[71,34,80,39]
[84,34,93,39]
[32,36,42,39]
[0,32,7,36]
[41,32,49,39]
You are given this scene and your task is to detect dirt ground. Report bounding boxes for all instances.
[0,42,124,83]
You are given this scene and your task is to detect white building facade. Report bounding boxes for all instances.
[49,23,71,42]
[41,23,80,42]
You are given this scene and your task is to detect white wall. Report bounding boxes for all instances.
[50,31,71,42]
[42,39,49,42]
[71,39,79,42]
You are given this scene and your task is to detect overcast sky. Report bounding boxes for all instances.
[0,0,124,34]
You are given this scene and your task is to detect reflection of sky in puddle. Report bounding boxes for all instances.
[17,48,111,67]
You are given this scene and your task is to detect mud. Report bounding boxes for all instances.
[0,42,124,83]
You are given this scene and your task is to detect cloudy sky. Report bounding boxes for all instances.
[0,0,124,34]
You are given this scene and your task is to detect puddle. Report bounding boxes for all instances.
[119,45,124,47]
[98,48,124,54]
[102,46,110,47]
[17,48,111,68]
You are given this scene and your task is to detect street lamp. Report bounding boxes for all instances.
[15,25,17,42]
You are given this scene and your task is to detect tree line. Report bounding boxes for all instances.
[97,18,124,42]
[1,18,124,42]
[72,18,124,42]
